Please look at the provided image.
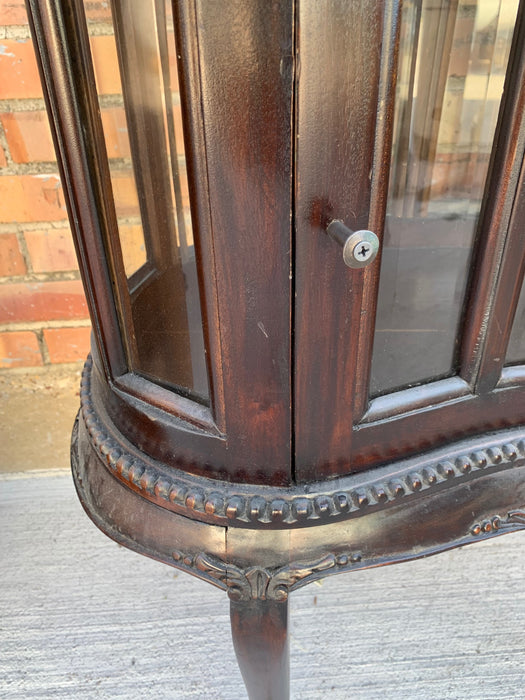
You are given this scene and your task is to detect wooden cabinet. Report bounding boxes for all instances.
[28,0,525,697]
[295,0,525,479]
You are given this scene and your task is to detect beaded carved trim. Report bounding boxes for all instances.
[470,510,525,536]
[80,357,525,529]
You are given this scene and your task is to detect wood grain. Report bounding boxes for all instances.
[294,0,386,480]
[460,0,525,392]
[26,0,131,378]
[192,0,294,484]
[2,473,525,699]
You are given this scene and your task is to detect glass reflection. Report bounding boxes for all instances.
[506,283,525,364]
[85,0,208,402]
[370,0,518,397]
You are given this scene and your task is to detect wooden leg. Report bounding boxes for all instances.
[230,597,289,700]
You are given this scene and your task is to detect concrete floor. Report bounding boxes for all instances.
[1,471,525,699]
[0,365,82,473]
[1,366,525,698]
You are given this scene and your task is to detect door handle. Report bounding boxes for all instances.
[327,220,379,269]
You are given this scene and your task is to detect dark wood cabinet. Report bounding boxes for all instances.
[27,0,525,697]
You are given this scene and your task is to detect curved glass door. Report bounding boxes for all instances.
[370,0,519,397]
[293,0,524,480]
[86,0,208,402]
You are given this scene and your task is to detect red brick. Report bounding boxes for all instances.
[101,107,131,159]
[1,106,133,163]
[119,224,146,276]
[24,228,78,273]
[166,29,180,94]
[0,331,42,369]
[0,280,88,323]
[100,102,186,159]
[0,39,43,100]
[0,111,55,163]
[44,326,91,363]
[89,34,121,95]
[110,170,140,218]
[0,0,28,25]
[84,1,112,22]
[178,162,191,209]
[0,233,26,276]
[0,174,67,223]
[172,102,186,158]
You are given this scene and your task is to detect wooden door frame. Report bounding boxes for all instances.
[294,0,525,479]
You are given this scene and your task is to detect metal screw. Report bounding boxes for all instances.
[354,242,373,262]
[326,221,380,269]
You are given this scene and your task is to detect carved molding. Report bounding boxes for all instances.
[73,410,525,597]
[171,510,525,598]
[470,510,525,536]
[172,550,362,600]
[80,356,525,529]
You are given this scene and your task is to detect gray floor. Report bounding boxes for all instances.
[1,471,525,699]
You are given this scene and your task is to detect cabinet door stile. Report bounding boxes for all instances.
[174,0,226,430]
[294,0,386,481]
[193,0,294,484]
[353,0,403,421]
[459,0,525,393]
[478,156,525,393]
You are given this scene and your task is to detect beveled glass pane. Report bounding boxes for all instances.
[370,0,518,397]
[506,283,525,364]
[86,0,208,402]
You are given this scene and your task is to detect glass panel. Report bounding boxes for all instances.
[85,0,208,402]
[86,4,146,277]
[506,283,525,363]
[370,0,518,397]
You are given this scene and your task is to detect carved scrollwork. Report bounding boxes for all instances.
[265,554,339,601]
[508,510,525,524]
[172,550,362,600]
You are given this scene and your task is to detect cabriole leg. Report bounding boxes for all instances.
[230,597,289,700]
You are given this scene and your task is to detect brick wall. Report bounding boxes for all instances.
[0,0,189,372]
[0,0,91,369]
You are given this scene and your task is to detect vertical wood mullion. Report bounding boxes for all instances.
[459,0,525,393]
[27,0,134,379]
[294,0,387,481]
[189,0,294,483]
[173,0,226,431]
[474,154,525,392]
[352,0,404,421]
